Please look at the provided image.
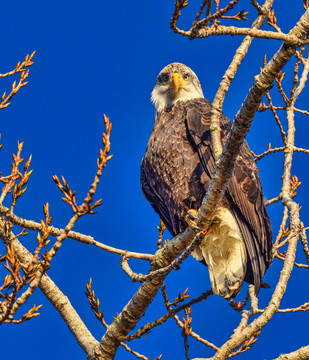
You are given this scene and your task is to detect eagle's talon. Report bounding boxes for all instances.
[187,209,198,220]
[186,209,204,231]
[193,225,205,231]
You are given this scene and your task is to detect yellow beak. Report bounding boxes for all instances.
[172,73,182,93]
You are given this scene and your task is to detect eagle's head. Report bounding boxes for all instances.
[151,63,204,114]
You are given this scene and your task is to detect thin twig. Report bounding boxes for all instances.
[123,289,213,342]
[0,204,152,260]
[300,223,309,264]
[121,229,208,282]
[161,284,218,351]
[265,91,287,145]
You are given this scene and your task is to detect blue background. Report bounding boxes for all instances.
[0,1,308,359]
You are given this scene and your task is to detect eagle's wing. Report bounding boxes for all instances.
[141,166,176,235]
[185,99,272,291]
[227,141,273,289]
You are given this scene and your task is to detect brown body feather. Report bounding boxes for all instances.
[141,98,272,294]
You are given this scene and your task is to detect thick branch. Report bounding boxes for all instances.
[273,345,309,360]
[190,26,307,43]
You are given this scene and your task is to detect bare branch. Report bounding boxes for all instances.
[273,345,309,360]
[0,52,35,78]
[300,223,309,264]
[161,284,218,352]
[0,203,152,260]
[121,229,208,283]
[265,91,287,145]
[0,52,35,110]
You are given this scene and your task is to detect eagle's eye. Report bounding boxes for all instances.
[183,73,190,81]
[160,74,170,83]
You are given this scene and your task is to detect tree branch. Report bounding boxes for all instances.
[273,345,309,360]
[0,203,152,260]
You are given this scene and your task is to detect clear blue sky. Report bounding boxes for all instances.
[0,1,308,359]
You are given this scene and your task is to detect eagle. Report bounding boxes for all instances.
[141,63,273,299]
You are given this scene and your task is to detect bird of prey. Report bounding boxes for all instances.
[141,63,273,299]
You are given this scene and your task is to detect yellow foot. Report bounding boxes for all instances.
[185,209,205,232]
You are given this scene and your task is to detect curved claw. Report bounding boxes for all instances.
[185,209,205,231]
